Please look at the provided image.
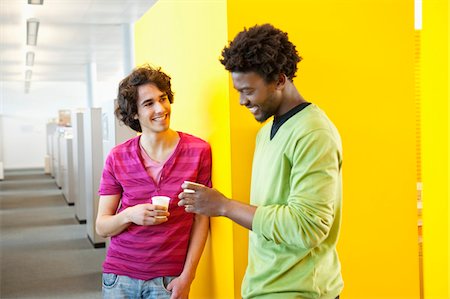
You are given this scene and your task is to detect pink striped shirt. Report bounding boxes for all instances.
[139,139,179,184]
[98,132,212,280]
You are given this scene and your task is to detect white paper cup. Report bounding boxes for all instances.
[152,196,170,218]
[184,181,205,187]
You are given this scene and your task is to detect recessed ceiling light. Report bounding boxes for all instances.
[25,70,32,81]
[26,52,35,66]
[28,0,44,5]
[26,18,39,46]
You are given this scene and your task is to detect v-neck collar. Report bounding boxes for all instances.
[136,132,183,185]
[270,102,311,140]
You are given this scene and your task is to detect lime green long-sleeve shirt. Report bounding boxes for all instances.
[242,104,343,299]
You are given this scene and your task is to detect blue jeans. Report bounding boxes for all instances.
[102,273,176,299]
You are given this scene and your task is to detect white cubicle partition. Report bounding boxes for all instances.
[0,162,4,180]
[57,128,67,189]
[83,108,105,248]
[59,132,67,197]
[62,133,75,205]
[100,100,135,249]
[101,99,135,162]
[45,122,57,175]
[51,130,57,179]
[53,128,64,188]
[72,111,86,223]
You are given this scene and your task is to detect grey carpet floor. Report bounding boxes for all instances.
[0,169,105,299]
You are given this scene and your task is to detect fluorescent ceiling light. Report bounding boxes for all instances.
[28,0,44,4]
[25,70,32,81]
[26,52,35,66]
[27,18,40,46]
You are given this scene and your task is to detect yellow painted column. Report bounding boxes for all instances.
[227,0,419,298]
[134,1,232,298]
[421,0,449,298]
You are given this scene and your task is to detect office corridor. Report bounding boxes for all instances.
[0,169,104,299]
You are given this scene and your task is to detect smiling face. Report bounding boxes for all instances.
[231,71,282,123]
[135,83,171,135]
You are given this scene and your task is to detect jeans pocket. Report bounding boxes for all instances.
[160,276,174,294]
[102,273,119,289]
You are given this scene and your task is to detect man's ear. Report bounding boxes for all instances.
[276,73,287,90]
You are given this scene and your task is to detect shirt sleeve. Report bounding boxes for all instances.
[197,143,212,188]
[98,151,123,196]
[252,129,341,249]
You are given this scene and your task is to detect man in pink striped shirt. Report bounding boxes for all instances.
[96,65,211,299]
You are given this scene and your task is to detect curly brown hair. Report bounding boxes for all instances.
[115,64,174,132]
[220,24,302,83]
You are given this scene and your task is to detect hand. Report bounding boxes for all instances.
[167,275,192,299]
[178,182,229,217]
[125,203,169,225]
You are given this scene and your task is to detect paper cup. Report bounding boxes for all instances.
[184,181,205,187]
[152,196,170,218]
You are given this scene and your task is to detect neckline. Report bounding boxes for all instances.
[270,102,311,140]
[136,132,184,182]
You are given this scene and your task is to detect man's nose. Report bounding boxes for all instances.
[154,101,165,112]
[239,95,250,106]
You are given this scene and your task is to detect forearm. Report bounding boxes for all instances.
[180,214,209,281]
[222,199,257,230]
[96,209,131,238]
[179,185,257,230]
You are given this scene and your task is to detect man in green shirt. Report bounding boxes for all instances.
[179,23,343,299]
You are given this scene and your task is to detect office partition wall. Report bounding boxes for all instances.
[62,134,75,205]
[83,108,105,247]
[72,111,86,223]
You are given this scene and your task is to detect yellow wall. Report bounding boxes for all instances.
[134,1,233,298]
[226,17,262,299]
[135,0,422,298]
[227,0,419,298]
[422,0,449,298]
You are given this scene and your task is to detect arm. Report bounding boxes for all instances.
[179,130,341,248]
[167,214,209,298]
[178,143,257,230]
[179,187,256,230]
[96,194,169,238]
[222,200,256,230]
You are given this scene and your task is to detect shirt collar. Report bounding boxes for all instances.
[270,102,311,140]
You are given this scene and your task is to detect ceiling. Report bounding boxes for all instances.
[0,0,157,85]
